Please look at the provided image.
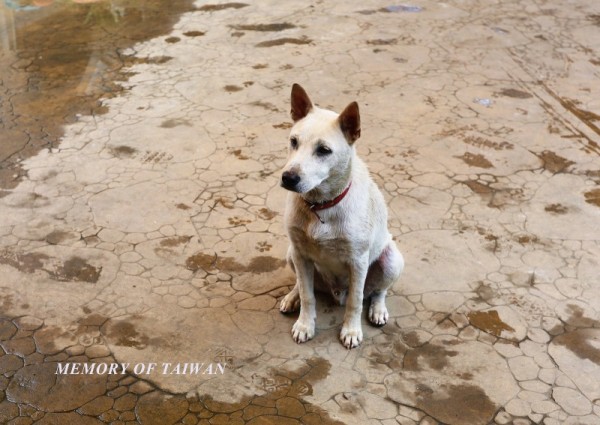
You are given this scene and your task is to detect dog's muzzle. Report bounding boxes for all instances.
[281,171,301,191]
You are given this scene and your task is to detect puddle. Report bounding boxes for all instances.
[0,0,197,190]
[416,384,496,424]
[468,310,515,337]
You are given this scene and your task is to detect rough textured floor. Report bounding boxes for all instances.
[1,1,600,424]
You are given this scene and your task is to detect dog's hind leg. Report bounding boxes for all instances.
[366,242,404,326]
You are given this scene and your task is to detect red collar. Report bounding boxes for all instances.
[305,182,352,222]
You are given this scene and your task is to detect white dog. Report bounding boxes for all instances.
[279,84,404,349]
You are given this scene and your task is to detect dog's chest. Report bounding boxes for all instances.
[289,220,354,266]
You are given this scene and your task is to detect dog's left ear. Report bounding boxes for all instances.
[338,102,361,144]
[291,84,313,122]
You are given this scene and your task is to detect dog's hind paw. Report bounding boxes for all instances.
[368,304,389,326]
[292,320,315,343]
[340,325,363,349]
[280,292,300,313]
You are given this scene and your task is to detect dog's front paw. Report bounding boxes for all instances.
[292,320,315,343]
[280,291,300,313]
[368,303,389,326]
[340,324,363,349]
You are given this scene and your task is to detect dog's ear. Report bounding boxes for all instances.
[338,102,361,144]
[291,84,313,122]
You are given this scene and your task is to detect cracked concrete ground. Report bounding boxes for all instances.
[1,0,600,424]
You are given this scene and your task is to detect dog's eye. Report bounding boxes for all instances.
[316,145,332,156]
[290,137,298,149]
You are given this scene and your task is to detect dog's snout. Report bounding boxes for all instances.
[281,171,301,190]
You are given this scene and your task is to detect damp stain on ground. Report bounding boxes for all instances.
[403,343,459,371]
[229,23,296,32]
[255,37,312,48]
[545,203,569,214]
[456,152,494,168]
[0,0,197,190]
[537,150,575,173]
[185,252,286,274]
[416,384,497,425]
[197,3,249,12]
[498,88,533,99]
[468,310,515,337]
[553,329,600,364]
[0,251,100,283]
[584,188,600,207]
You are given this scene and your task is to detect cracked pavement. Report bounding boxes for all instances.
[1,0,600,424]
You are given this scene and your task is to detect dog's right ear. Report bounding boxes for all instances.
[290,84,313,122]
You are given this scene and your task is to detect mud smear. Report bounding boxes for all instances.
[545,203,569,214]
[197,3,249,12]
[250,101,280,112]
[537,150,574,173]
[468,310,515,337]
[258,207,277,220]
[229,23,295,32]
[224,85,243,92]
[463,180,494,195]
[273,122,293,129]
[0,251,100,283]
[255,37,312,48]
[104,320,150,349]
[367,39,398,45]
[183,30,205,37]
[584,188,600,207]
[160,118,191,128]
[185,252,285,274]
[565,303,597,327]
[498,88,532,99]
[416,384,497,425]
[404,343,458,371]
[553,329,600,364]
[456,152,493,168]
[0,0,197,190]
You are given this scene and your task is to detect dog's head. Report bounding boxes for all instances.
[281,84,361,194]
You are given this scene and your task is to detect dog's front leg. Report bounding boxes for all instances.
[340,254,369,349]
[290,250,316,343]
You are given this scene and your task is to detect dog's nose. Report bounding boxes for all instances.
[281,171,301,190]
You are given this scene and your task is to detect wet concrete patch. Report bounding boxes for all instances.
[197,3,249,12]
[468,310,515,337]
[183,30,205,37]
[0,251,101,283]
[229,23,295,32]
[498,88,533,98]
[537,150,575,173]
[463,135,514,150]
[545,203,569,214]
[255,37,312,47]
[404,343,458,371]
[49,256,102,283]
[0,0,197,190]
[456,152,494,168]
[186,252,286,274]
[110,145,138,158]
[584,188,600,207]
[553,329,600,364]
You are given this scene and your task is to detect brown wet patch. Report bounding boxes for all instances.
[273,122,293,129]
[176,203,191,210]
[165,36,181,43]
[49,256,101,283]
[404,343,458,371]
[565,304,597,327]
[253,63,269,69]
[185,252,285,274]
[0,0,197,190]
[367,38,397,45]
[468,310,515,337]
[537,150,575,173]
[110,145,138,158]
[553,330,600,364]
[231,149,250,160]
[104,320,150,349]
[229,23,295,32]
[255,37,312,48]
[224,85,244,92]
[183,30,205,37]
[197,3,249,12]
[463,180,493,195]
[584,188,600,207]
[463,136,513,150]
[250,101,280,112]
[160,118,191,128]
[416,384,497,424]
[498,88,533,99]
[516,234,540,245]
[545,203,569,214]
[45,230,70,245]
[159,236,192,248]
[0,251,100,283]
[456,152,494,168]
[258,207,277,220]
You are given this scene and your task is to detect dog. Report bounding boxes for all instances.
[279,84,404,349]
